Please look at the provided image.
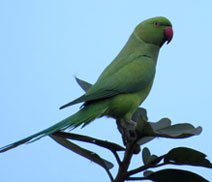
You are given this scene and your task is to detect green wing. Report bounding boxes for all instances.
[60,55,155,109]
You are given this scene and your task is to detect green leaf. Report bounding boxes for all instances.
[146,169,209,182]
[136,116,202,146]
[53,131,125,151]
[50,135,114,170]
[148,154,161,165]
[164,147,212,168]
[137,123,201,146]
[132,107,148,121]
[137,136,155,146]
[142,147,151,165]
[75,77,92,91]
[143,170,153,177]
[156,123,202,138]
[151,118,171,131]
[135,117,154,137]
[133,108,201,141]
[142,147,160,166]
[137,118,171,145]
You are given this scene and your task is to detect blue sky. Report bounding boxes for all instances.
[1,0,212,181]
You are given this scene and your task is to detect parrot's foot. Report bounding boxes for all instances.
[116,119,137,145]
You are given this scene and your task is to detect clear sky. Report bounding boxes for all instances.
[0,0,212,181]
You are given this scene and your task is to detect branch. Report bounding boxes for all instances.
[113,150,122,166]
[127,155,165,176]
[126,177,147,181]
[114,143,137,182]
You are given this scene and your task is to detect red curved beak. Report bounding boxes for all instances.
[164,26,173,44]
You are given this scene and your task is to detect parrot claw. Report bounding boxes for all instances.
[116,119,137,145]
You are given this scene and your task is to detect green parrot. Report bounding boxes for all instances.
[0,16,173,152]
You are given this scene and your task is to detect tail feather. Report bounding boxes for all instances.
[0,103,108,153]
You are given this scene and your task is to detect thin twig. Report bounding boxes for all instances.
[127,155,165,176]
[112,151,122,166]
[114,142,137,182]
[107,169,114,182]
[126,177,147,181]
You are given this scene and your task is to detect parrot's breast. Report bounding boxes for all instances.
[105,81,153,120]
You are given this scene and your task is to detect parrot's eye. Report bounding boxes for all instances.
[153,22,160,27]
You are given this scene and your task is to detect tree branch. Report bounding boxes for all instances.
[126,177,147,181]
[112,151,122,166]
[114,142,137,182]
[127,155,165,176]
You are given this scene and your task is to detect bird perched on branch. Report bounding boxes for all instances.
[0,16,173,152]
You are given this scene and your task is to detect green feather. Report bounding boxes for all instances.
[0,102,108,152]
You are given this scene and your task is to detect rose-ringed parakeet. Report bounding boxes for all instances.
[0,16,173,152]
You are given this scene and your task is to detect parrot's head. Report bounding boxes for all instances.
[135,16,173,47]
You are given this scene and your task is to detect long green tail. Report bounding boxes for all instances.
[0,103,108,153]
